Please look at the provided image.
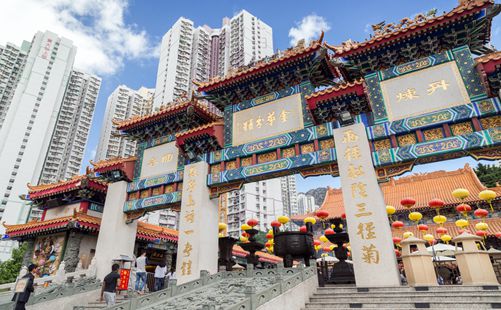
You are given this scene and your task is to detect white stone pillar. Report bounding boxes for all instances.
[333,123,400,287]
[175,161,219,284]
[94,181,138,280]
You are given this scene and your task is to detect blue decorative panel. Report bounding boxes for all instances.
[123,192,181,213]
[127,172,183,192]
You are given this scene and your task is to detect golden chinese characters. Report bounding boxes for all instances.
[396,88,419,102]
[396,79,450,101]
[181,260,192,275]
[240,109,292,132]
[362,244,380,264]
[427,80,449,95]
[357,222,376,240]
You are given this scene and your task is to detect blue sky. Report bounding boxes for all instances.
[1,0,499,192]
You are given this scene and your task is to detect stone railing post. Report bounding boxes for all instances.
[200,270,209,285]
[246,264,254,277]
[244,285,257,309]
[168,279,177,296]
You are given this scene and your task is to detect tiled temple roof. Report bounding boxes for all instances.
[232,245,282,263]
[196,40,324,92]
[294,164,500,220]
[114,100,221,131]
[328,0,493,57]
[476,50,501,64]
[27,175,107,200]
[90,156,137,170]
[4,213,101,237]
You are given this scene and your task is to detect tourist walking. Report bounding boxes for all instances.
[12,264,38,310]
[166,268,176,287]
[154,262,167,291]
[100,263,121,306]
[135,252,148,294]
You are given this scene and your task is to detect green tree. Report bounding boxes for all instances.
[0,243,27,284]
[474,163,501,188]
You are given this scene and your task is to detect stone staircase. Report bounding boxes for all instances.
[303,285,501,309]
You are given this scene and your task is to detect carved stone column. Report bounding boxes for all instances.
[63,232,83,272]
[21,239,35,267]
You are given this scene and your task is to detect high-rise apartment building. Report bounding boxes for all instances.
[153,10,273,108]
[225,178,287,238]
[95,85,153,161]
[0,41,30,130]
[39,70,101,185]
[297,193,319,215]
[281,175,298,217]
[0,31,79,260]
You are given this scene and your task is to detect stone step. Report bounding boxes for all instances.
[316,285,500,293]
[311,292,501,298]
[309,295,501,303]
[304,301,501,309]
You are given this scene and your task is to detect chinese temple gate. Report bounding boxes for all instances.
[6,0,501,287]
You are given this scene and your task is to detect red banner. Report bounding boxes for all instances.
[118,269,130,291]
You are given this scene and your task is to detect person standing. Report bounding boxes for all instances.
[154,262,167,291]
[100,263,121,306]
[12,264,37,310]
[166,268,176,287]
[135,252,147,294]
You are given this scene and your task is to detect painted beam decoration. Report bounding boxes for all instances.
[123,192,181,213]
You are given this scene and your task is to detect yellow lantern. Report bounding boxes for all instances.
[339,223,344,229]
[268,229,273,235]
[329,245,336,251]
[423,234,435,243]
[218,233,224,238]
[319,235,328,243]
[403,231,414,239]
[304,217,316,225]
[408,212,423,223]
[452,188,470,200]
[386,205,396,215]
[314,245,320,251]
[440,234,452,243]
[455,219,469,228]
[240,223,252,231]
[475,222,489,231]
[240,236,248,243]
[218,223,228,231]
[433,215,447,225]
[479,190,496,202]
[278,215,290,224]
[479,190,497,212]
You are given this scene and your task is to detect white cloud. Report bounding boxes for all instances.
[289,14,330,45]
[0,0,157,76]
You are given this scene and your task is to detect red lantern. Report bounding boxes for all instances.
[436,227,448,235]
[324,228,335,235]
[265,241,271,248]
[428,198,445,209]
[392,237,402,244]
[247,218,259,227]
[395,249,401,257]
[242,232,250,238]
[417,224,428,232]
[456,203,472,214]
[476,230,488,237]
[401,197,416,209]
[341,213,346,219]
[391,221,404,229]
[299,226,307,233]
[323,247,331,252]
[313,240,321,246]
[271,220,281,228]
[265,233,273,239]
[474,208,489,218]
[316,210,329,220]
[495,232,501,238]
